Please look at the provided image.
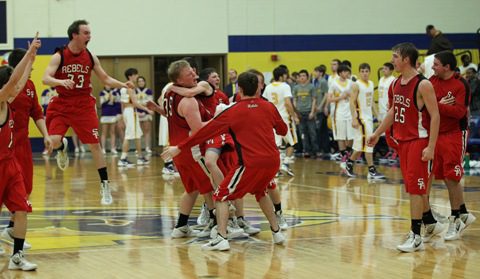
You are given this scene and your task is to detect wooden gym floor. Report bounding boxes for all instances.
[0,152,478,278]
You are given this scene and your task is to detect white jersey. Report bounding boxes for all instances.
[120,88,131,104]
[423,54,435,79]
[263,81,292,119]
[377,75,395,116]
[328,78,353,121]
[327,73,338,89]
[355,80,374,121]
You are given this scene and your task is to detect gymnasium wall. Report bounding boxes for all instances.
[2,0,479,144]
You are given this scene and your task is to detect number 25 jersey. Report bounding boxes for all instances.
[389,74,430,142]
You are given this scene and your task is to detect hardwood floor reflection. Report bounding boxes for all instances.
[0,153,478,278]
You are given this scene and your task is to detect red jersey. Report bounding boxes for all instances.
[215,89,229,105]
[389,74,430,142]
[178,97,287,168]
[54,46,94,98]
[163,90,210,146]
[0,104,15,161]
[430,73,470,134]
[10,80,44,143]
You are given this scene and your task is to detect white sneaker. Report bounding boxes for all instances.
[117,158,135,167]
[162,165,179,176]
[80,146,86,153]
[100,181,113,205]
[74,147,80,154]
[367,170,385,180]
[280,164,294,177]
[110,149,118,155]
[102,149,106,155]
[8,251,37,271]
[237,218,261,235]
[422,222,447,243]
[137,157,150,165]
[397,231,424,253]
[1,227,32,250]
[444,216,466,241]
[56,137,69,171]
[146,147,153,154]
[276,211,288,230]
[460,212,476,228]
[198,219,216,238]
[210,222,249,240]
[272,230,286,245]
[171,225,199,238]
[197,203,210,226]
[202,235,230,251]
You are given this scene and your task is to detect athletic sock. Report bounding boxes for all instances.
[98,167,108,181]
[422,210,437,225]
[176,214,189,228]
[274,203,282,213]
[411,219,422,235]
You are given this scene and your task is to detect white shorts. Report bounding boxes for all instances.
[158,115,169,146]
[100,115,118,124]
[138,112,153,122]
[123,106,143,140]
[332,119,355,141]
[275,116,297,147]
[353,118,373,153]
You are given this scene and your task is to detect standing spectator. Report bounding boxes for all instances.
[223,69,238,98]
[293,70,318,158]
[458,55,478,76]
[136,76,154,154]
[313,65,330,157]
[426,25,453,55]
[466,68,480,114]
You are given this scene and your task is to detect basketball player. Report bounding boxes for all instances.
[328,64,354,161]
[263,66,298,176]
[0,32,40,271]
[428,51,476,240]
[377,62,397,164]
[136,76,154,154]
[99,86,119,154]
[42,20,135,205]
[160,60,215,238]
[341,63,384,179]
[1,47,54,251]
[117,68,151,167]
[162,71,287,251]
[367,42,440,252]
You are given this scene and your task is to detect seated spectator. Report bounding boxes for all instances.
[459,54,478,76]
[466,68,480,114]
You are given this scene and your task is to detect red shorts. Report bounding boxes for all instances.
[14,139,33,195]
[216,149,238,176]
[214,165,278,202]
[174,153,213,195]
[268,179,277,190]
[46,96,100,144]
[432,131,467,182]
[398,139,432,195]
[205,133,235,150]
[0,158,33,213]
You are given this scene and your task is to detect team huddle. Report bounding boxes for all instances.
[0,19,477,272]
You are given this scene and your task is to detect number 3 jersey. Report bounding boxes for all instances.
[54,46,94,97]
[389,74,430,142]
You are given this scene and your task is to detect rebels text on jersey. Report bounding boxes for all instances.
[54,46,94,98]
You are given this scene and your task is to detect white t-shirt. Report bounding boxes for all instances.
[378,75,395,116]
[328,78,353,121]
[355,80,374,120]
[263,81,292,119]
[459,63,478,75]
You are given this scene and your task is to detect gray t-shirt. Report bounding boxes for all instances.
[293,83,315,113]
[314,78,328,111]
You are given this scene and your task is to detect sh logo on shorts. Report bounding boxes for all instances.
[417,178,425,189]
[92,128,99,139]
[454,165,461,176]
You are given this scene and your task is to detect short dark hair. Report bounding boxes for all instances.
[426,24,435,33]
[273,66,288,81]
[247,68,264,81]
[124,68,138,80]
[199,67,216,81]
[298,69,309,78]
[314,65,327,73]
[8,48,27,68]
[0,65,14,89]
[68,20,89,40]
[383,62,394,71]
[291,71,299,78]
[392,42,418,67]
[434,51,457,70]
[337,64,351,74]
[460,54,470,63]
[332,59,341,64]
[359,63,371,71]
[182,57,198,71]
[237,71,258,96]
[341,60,352,69]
